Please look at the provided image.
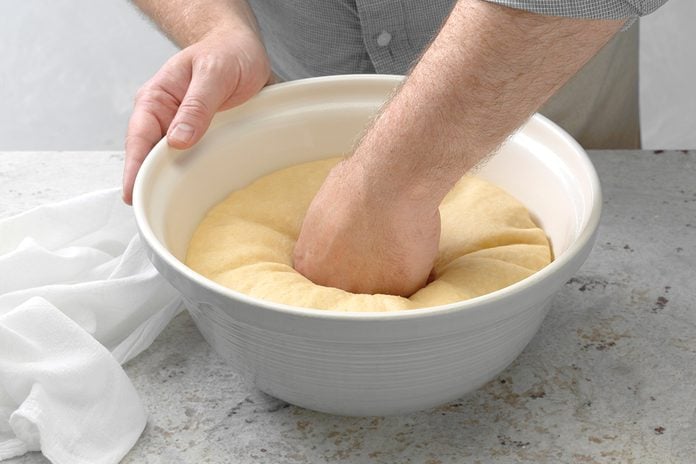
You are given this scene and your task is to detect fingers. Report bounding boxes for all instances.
[166,56,234,150]
[123,34,271,204]
[122,54,233,204]
[124,85,180,203]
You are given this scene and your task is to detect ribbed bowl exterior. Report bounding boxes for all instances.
[184,297,552,416]
[139,210,595,415]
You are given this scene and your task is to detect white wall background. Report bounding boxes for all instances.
[0,0,694,150]
[639,0,696,149]
[0,1,176,150]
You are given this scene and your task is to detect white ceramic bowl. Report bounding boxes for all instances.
[133,75,601,416]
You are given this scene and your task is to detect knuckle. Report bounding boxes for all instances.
[134,79,180,111]
[192,53,226,77]
[133,86,155,107]
[124,133,153,156]
[134,77,164,100]
[134,85,161,108]
[178,96,211,121]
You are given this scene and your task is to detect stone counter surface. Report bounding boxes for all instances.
[2,150,695,464]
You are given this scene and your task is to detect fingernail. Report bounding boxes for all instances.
[169,123,195,145]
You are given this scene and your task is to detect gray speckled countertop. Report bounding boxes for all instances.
[2,150,695,464]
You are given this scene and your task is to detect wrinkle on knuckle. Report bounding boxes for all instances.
[134,86,150,102]
[192,53,226,77]
[125,133,156,158]
[139,88,176,109]
[178,96,211,120]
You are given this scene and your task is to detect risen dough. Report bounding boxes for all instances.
[186,157,551,311]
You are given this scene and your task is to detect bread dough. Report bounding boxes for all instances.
[186,157,551,311]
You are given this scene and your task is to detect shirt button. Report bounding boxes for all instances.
[376,30,392,47]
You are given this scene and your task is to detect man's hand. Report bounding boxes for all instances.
[294,0,623,296]
[122,1,271,204]
[293,158,440,297]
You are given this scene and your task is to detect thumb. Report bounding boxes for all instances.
[167,59,232,149]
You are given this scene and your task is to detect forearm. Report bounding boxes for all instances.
[131,0,260,46]
[353,0,623,208]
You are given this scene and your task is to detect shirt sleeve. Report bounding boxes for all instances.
[482,0,669,20]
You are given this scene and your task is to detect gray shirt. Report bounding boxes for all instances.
[247,0,668,148]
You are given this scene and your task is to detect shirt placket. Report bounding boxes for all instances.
[355,0,411,75]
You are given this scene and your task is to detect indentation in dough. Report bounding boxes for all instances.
[186,157,552,311]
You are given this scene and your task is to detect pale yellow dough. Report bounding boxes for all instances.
[186,157,551,311]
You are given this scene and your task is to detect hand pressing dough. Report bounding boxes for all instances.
[186,157,552,311]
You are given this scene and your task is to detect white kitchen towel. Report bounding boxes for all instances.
[0,188,183,463]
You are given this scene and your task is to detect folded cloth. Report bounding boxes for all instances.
[0,188,182,463]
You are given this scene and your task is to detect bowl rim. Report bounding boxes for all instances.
[133,74,602,322]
